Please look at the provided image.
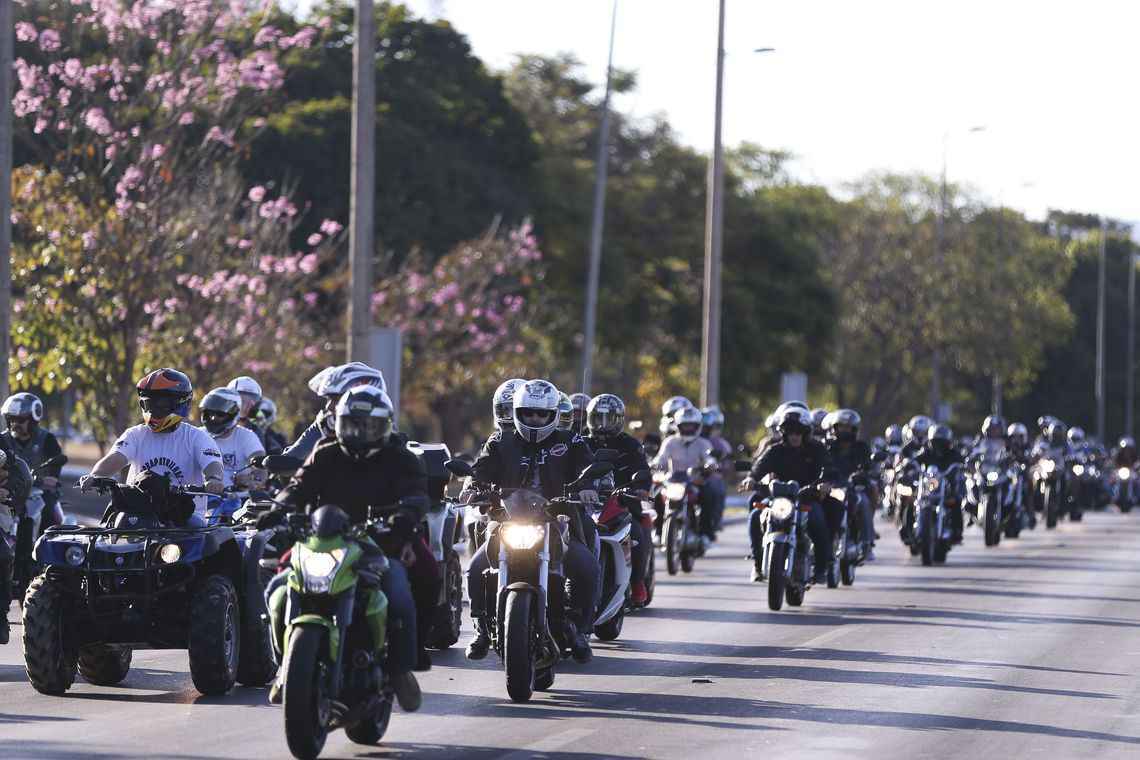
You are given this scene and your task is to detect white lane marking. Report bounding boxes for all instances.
[503,727,597,758]
[797,624,861,649]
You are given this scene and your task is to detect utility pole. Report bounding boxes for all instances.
[1127,250,1136,438]
[347,0,376,364]
[930,138,948,421]
[700,0,727,409]
[0,0,12,401]
[1096,218,1107,442]
[580,0,618,395]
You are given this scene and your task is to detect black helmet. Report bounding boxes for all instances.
[1047,421,1067,446]
[334,386,395,460]
[929,424,954,448]
[982,415,1006,439]
[907,415,933,444]
[586,394,626,437]
[199,388,242,437]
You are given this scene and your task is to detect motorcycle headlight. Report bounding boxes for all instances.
[501,524,545,550]
[158,543,182,564]
[926,476,941,492]
[1072,464,1085,476]
[664,482,688,502]
[985,471,1000,485]
[297,545,345,593]
[829,487,847,502]
[1041,460,1056,474]
[769,497,795,521]
[64,545,86,566]
[895,484,913,498]
[1119,468,1131,480]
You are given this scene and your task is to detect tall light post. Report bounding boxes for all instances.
[1097,217,1108,442]
[580,0,619,395]
[347,0,376,364]
[1127,248,1137,438]
[930,124,986,421]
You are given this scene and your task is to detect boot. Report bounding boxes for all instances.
[392,671,422,712]
[465,617,491,661]
[631,581,648,606]
[570,629,593,664]
[267,666,283,704]
[750,561,764,583]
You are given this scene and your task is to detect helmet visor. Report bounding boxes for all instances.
[519,408,556,428]
[139,395,181,419]
[202,409,237,435]
[588,409,621,434]
[335,414,392,449]
[678,422,701,438]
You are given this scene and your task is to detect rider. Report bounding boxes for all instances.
[0,435,32,644]
[1114,436,1139,469]
[899,415,933,461]
[83,369,224,524]
[659,396,693,439]
[821,409,877,561]
[226,376,263,436]
[569,393,590,437]
[556,392,575,433]
[283,362,386,463]
[652,406,717,548]
[1,393,64,529]
[810,408,828,444]
[746,406,832,584]
[917,424,965,543]
[583,393,652,606]
[701,405,732,535]
[492,379,526,435]
[198,388,265,490]
[251,398,288,456]
[464,379,600,664]
[265,385,426,711]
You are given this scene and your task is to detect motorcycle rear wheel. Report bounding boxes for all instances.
[785,585,805,607]
[840,559,856,586]
[1045,487,1058,529]
[983,497,1001,547]
[595,610,624,641]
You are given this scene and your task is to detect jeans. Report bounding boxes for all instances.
[467,534,599,630]
[263,544,418,676]
[629,518,649,586]
[702,478,726,537]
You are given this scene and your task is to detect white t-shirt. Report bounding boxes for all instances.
[112,424,223,513]
[203,425,265,488]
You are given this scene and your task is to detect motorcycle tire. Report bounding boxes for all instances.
[840,559,856,586]
[1122,502,1134,514]
[1070,508,1083,522]
[237,613,276,687]
[984,497,1001,547]
[643,550,656,607]
[346,695,393,746]
[595,609,624,641]
[429,554,463,650]
[785,585,805,607]
[22,574,78,695]
[283,625,329,760]
[767,543,787,611]
[1045,487,1058,529]
[827,560,839,589]
[79,645,132,686]
[534,666,555,691]
[664,517,681,576]
[680,551,695,574]
[921,518,935,567]
[934,543,948,564]
[1004,516,1022,539]
[503,590,535,703]
[188,575,240,696]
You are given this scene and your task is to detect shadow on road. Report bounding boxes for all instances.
[0,712,78,724]
[351,744,651,759]
[636,605,998,630]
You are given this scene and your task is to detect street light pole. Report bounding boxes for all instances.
[580,0,618,395]
[1127,250,1137,438]
[347,0,376,364]
[1096,218,1107,442]
[699,0,727,409]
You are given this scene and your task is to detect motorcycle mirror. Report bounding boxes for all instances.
[734,460,752,472]
[262,454,303,473]
[593,448,620,463]
[445,458,475,478]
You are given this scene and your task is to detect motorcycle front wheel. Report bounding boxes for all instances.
[983,495,1001,547]
[767,543,787,611]
[283,626,329,760]
[503,591,536,703]
[664,516,681,576]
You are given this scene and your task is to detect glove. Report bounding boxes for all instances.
[256,508,287,529]
[579,489,599,505]
[77,474,94,492]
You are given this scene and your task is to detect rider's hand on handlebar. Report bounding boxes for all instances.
[579,489,600,505]
[204,479,224,496]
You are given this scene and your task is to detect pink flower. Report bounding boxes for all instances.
[57,87,71,107]
[258,255,275,273]
[178,111,194,125]
[33,118,48,134]
[39,29,61,53]
[319,219,343,236]
[237,239,252,250]
[83,107,113,136]
[150,144,165,159]
[205,126,234,146]
[254,26,281,47]
[104,145,117,161]
[48,230,61,244]
[248,185,266,203]
[303,344,320,359]
[306,233,322,246]
[298,253,318,273]
[15,22,36,43]
[303,292,319,307]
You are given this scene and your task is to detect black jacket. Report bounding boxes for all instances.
[750,439,830,487]
[583,431,649,488]
[280,438,428,543]
[0,436,32,510]
[2,428,62,480]
[916,444,963,471]
[826,439,872,481]
[473,430,594,500]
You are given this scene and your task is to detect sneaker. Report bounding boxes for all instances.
[571,632,593,664]
[631,581,648,606]
[750,563,764,583]
[415,648,432,672]
[392,671,422,712]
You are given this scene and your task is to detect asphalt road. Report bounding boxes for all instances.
[3,509,1140,760]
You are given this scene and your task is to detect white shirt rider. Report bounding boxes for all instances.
[204,424,265,489]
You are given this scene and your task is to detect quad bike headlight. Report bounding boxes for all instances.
[64,545,86,566]
[501,524,545,550]
[158,543,182,564]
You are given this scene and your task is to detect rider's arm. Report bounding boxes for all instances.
[471,436,503,485]
[89,450,129,477]
[203,461,224,495]
[282,421,323,462]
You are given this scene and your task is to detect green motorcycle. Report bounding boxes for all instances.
[268,502,405,760]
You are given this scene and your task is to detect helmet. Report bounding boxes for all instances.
[1007,423,1028,446]
[701,405,725,432]
[1067,426,1086,446]
[493,378,526,429]
[569,393,590,428]
[660,396,694,418]
[907,415,933,443]
[2,392,44,424]
[775,401,809,420]
[587,394,626,437]
[199,388,242,437]
[137,368,194,433]
[313,362,386,399]
[776,406,812,436]
[765,413,777,434]
[513,380,561,443]
[556,392,574,431]
[334,386,395,460]
[982,415,1006,439]
[1120,436,1136,450]
[674,406,703,442]
[252,397,278,432]
[885,424,903,447]
[1037,415,1058,435]
[871,436,887,452]
[928,424,954,447]
[810,408,828,431]
[1047,420,1067,446]
[822,409,861,442]
[226,376,263,419]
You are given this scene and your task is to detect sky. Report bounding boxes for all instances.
[300,0,1140,224]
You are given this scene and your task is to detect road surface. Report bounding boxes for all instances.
[3,510,1140,759]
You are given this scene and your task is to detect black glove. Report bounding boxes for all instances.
[256,508,287,530]
[390,508,419,543]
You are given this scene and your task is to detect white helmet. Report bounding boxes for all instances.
[674,406,703,442]
[226,376,263,419]
[2,392,44,422]
[493,378,526,429]
[307,366,338,396]
[661,396,693,418]
[313,362,386,398]
[513,379,560,443]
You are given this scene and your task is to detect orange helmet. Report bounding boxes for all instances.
[136,368,193,433]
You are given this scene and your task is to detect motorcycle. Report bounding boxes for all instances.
[1113,465,1137,513]
[271,499,426,759]
[914,463,960,565]
[7,454,69,606]
[657,458,714,576]
[827,473,871,587]
[1003,461,1029,539]
[966,453,1008,547]
[445,457,613,703]
[1033,454,1065,529]
[892,458,921,554]
[1067,453,1094,522]
[757,479,815,611]
[591,469,652,640]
